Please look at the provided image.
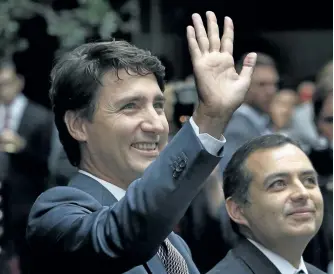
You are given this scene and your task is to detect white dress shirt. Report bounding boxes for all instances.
[79,116,226,200]
[0,94,27,132]
[248,239,308,274]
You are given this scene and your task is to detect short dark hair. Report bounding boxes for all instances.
[50,40,165,166]
[223,134,301,234]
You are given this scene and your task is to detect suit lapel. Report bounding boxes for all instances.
[145,255,167,274]
[68,173,196,274]
[69,173,168,273]
[233,239,282,274]
[17,101,31,138]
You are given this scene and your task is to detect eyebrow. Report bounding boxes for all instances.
[116,93,165,105]
[263,170,318,187]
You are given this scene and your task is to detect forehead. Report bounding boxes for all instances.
[99,69,162,101]
[246,144,314,179]
[252,65,278,81]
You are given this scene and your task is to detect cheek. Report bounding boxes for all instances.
[248,196,284,225]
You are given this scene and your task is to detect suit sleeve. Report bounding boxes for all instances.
[26,121,223,273]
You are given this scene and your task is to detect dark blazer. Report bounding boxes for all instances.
[207,239,326,274]
[219,105,270,172]
[6,100,53,227]
[1,99,53,273]
[26,121,222,274]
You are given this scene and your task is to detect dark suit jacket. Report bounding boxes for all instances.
[26,121,222,274]
[219,105,270,172]
[1,100,53,255]
[207,239,325,274]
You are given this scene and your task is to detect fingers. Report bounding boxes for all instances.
[206,11,220,52]
[191,13,210,53]
[187,26,202,60]
[239,53,257,79]
[220,17,234,55]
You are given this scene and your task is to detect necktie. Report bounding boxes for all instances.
[296,270,305,274]
[157,238,189,274]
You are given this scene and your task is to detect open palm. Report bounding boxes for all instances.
[187,12,257,117]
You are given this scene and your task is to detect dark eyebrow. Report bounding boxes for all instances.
[116,93,165,105]
[263,170,318,188]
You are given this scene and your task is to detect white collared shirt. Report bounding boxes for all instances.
[79,116,226,200]
[79,170,126,201]
[0,94,27,132]
[248,239,308,274]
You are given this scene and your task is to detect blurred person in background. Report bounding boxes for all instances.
[0,61,53,274]
[270,87,298,137]
[290,79,320,153]
[303,60,333,273]
[219,53,279,172]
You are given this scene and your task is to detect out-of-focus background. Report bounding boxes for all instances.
[0,0,332,273]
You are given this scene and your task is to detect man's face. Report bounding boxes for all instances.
[81,70,169,184]
[270,90,297,129]
[239,144,323,246]
[0,67,22,105]
[247,65,279,113]
[318,91,333,142]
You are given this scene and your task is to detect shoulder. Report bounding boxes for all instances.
[207,250,250,274]
[225,112,258,136]
[29,186,102,218]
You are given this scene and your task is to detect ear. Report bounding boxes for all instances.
[64,110,88,142]
[225,197,250,227]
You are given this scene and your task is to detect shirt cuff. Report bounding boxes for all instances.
[189,117,226,156]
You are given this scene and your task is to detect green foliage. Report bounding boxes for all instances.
[0,0,136,59]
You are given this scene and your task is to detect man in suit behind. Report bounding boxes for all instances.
[26,12,258,274]
[219,53,279,172]
[208,134,325,274]
[0,61,53,273]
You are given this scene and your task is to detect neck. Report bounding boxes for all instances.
[249,235,308,268]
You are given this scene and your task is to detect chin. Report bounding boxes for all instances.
[288,224,318,237]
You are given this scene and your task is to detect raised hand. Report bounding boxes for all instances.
[187,11,257,120]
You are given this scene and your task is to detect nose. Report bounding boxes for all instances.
[266,84,277,97]
[140,108,165,134]
[290,179,310,202]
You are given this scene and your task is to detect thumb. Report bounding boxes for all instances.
[239,52,257,79]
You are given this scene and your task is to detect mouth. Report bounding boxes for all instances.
[287,208,316,217]
[131,142,159,156]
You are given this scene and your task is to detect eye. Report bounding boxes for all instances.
[153,102,164,109]
[122,103,137,110]
[269,179,287,190]
[304,177,318,187]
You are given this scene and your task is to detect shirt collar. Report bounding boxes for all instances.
[247,239,308,274]
[78,170,126,201]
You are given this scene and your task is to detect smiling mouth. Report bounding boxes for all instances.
[131,142,158,151]
[287,209,316,218]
